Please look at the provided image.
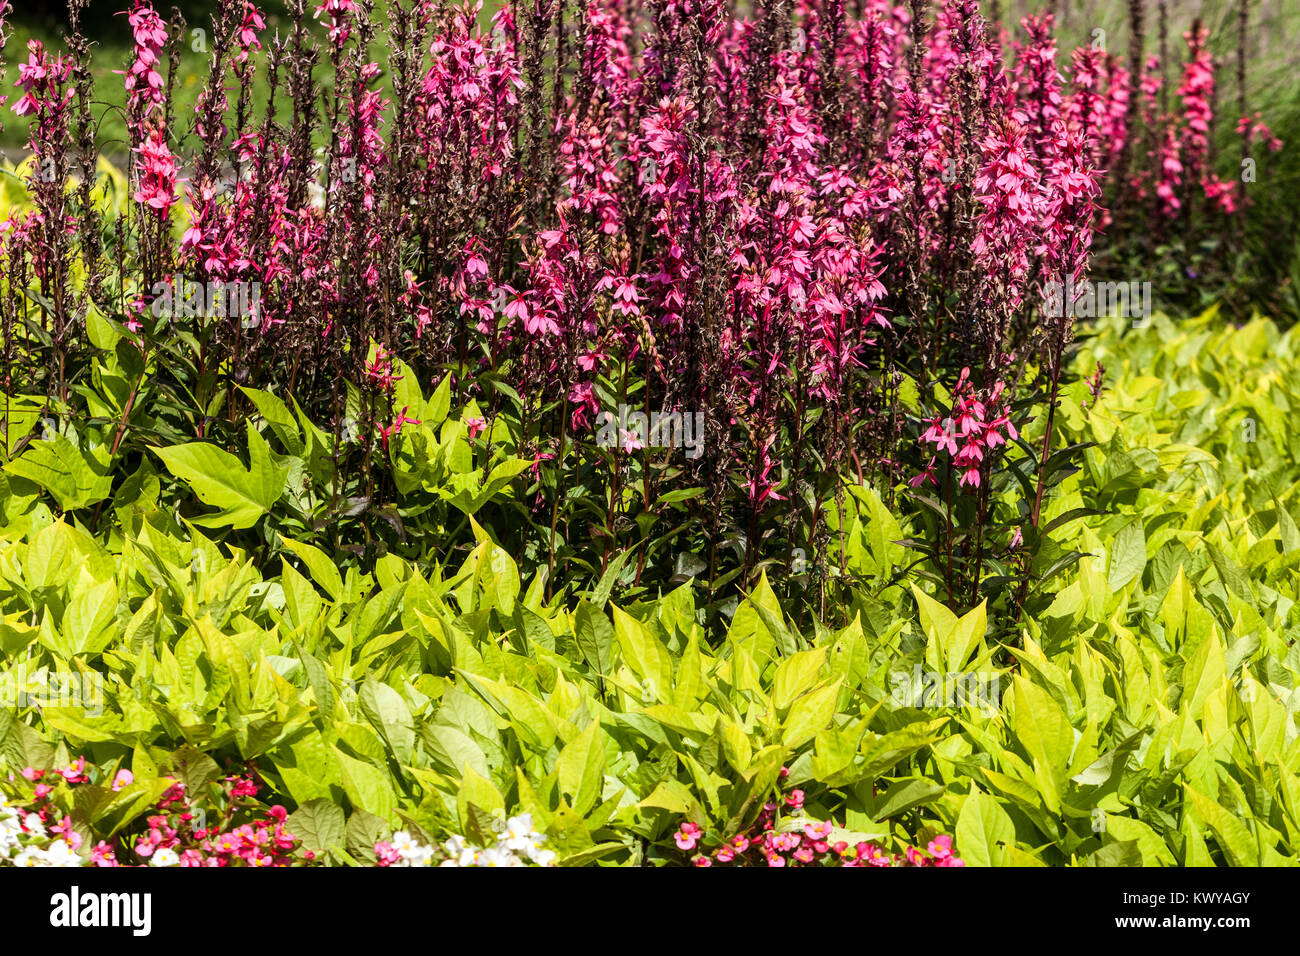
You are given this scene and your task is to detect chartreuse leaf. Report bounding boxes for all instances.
[280,537,344,601]
[4,434,112,511]
[150,424,286,528]
[956,790,1014,867]
[612,605,673,702]
[773,647,826,712]
[1010,677,1073,814]
[1186,787,1259,866]
[239,386,303,456]
[1107,519,1145,591]
[782,679,841,749]
[555,719,605,816]
[913,586,985,673]
[457,766,505,837]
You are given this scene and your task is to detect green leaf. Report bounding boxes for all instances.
[288,798,347,854]
[872,777,945,821]
[574,600,614,676]
[3,435,112,511]
[955,790,1014,868]
[239,386,304,456]
[612,605,673,702]
[772,648,826,712]
[359,678,415,765]
[782,680,841,749]
[344,810,388,865]
[150,426,286,528]
[1107,519,1145,591]
[334,747,397,819]
[555,720,605,816]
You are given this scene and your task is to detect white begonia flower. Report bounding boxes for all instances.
[23,813,45,837]
[443,834,468,856]
[391,830,419,854]
[530,848,557,867]
[43,839,82,867]
[477,845,520,867]
[519,837,553,863]
[151,847,180,867]
[502,814,536,851]
[407,847,436,867]
[440,833,480,867]
[11,847,41,867]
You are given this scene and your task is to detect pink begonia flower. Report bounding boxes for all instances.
[804,820,834,841]
[51,816,82,850]
[674,822,701,851]
[91,842,119,867]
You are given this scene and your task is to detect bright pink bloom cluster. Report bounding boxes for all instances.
[316,0,360,45]
[917,368,1018,489]
[120,0,167,118]
[133,121,178,217]
[677,774,963,868]
[5,759,304,868]
[11,39,71,120]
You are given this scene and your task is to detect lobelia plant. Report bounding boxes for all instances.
[0,0,1280,630]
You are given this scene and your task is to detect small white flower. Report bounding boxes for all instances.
[406,847,436,867]
[391,831,419,855]
[23,813,44,837]
[477,845,520,867]
[530,848,557,867]
[442,834,468,856]
[42,839,82,867]
[11,847,41,867]
[503,814,534,843]
[151,847,180,867]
